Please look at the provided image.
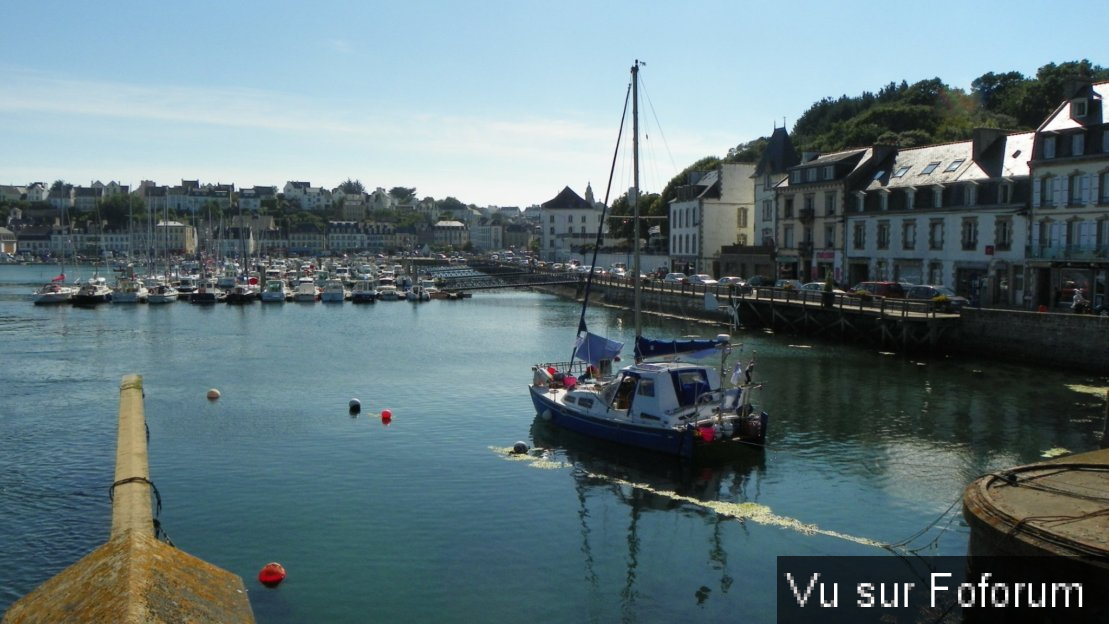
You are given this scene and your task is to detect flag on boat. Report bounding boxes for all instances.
[573,332,623,367]
[647,225,661,235]
[51,273,65,282]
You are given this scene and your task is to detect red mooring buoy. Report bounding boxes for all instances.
[258,562,287,588]
[381,408,392,425]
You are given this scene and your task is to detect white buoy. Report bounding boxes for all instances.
[512,441,529,454]
[206,388,221,400]
[349,398,361,414]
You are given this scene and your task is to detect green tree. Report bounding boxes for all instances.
[338,178,365,194]
[389,187,416,202]
[435,196,466,217]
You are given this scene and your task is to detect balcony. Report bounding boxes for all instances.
[1026,244,1109,260]
[798,241,814,256]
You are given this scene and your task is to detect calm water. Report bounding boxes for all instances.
[1,263,1104,622]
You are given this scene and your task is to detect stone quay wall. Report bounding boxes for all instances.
[535,283,1109,376]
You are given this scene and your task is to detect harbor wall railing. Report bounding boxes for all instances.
[535,280,1109,375]
[2,375,255,624]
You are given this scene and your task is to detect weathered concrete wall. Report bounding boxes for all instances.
[951,308,1109,375]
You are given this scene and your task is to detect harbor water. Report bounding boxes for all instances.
[0,263,1105,623]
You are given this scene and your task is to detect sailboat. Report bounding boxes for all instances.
[527,61,768,459]
[32,213,78,305]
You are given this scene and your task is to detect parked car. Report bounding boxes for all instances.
[663,272,687,284]
[800,281,846,293]
[687,274,718,286]
[905,285,969,312]
[774,279,803,290]
[717,276,744,286]
[851,281,907,298]
[744,275,774,289]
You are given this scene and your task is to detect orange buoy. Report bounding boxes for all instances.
[258,562,286,588]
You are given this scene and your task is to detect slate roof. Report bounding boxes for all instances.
[1039,81,1107,133]
[541,186,593,210]
[862,132,1032,192]
[754,127,800,176]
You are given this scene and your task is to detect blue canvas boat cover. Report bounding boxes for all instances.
[573,332,624,366]
[634,336,727,361]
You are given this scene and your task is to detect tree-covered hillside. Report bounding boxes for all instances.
[729,59,1108,158]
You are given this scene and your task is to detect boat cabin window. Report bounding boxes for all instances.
[636,379,655,397]
[611,376,638,411]
[673,370,710,407]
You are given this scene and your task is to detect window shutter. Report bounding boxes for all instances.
[1032,177,1041,206]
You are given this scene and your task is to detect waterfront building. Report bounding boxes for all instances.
[287,222,326,256]
[776,147,889,282]
[1028,79,1109,309]
[741,126,800,279]
[538,185,607,263]
[668,163,756,277]
[432,220,468,249]
[848,130,1033,304]
[14,225,54,257]
[0,227,16,255]
[328,221,366,254]
[468,222,504,252]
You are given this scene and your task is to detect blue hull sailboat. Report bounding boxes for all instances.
[528,61,768,460]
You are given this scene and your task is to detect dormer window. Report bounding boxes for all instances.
[1043,136,1056,159]
[806,168,817,182]
[823,165,834,180]
[1072,133,1084,157]
[1073,99,1088,118]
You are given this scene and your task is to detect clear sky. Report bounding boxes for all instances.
[1,0,1102,209]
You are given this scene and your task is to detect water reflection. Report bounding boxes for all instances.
[527,416,769,613]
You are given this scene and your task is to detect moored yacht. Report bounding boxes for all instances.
[33,278,78,305]
[260,279,292,302]
[71,276,113,306]
[350,279,378,304]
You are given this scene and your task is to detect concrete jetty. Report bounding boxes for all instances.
[3,375,254,624]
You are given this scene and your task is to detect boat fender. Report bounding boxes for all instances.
[541,409,553,422]
[533,367,553,387]
[511,441,529,454]
[349,398,361,414]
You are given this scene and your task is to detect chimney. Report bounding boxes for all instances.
[801,151,819,163]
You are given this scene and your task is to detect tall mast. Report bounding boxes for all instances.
[632,60,642,340]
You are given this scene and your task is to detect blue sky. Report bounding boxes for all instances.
[1,0,1102,208]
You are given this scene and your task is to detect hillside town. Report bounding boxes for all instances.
[1,80,1106,312]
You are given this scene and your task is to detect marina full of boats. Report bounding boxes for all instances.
[30,258,469,306]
